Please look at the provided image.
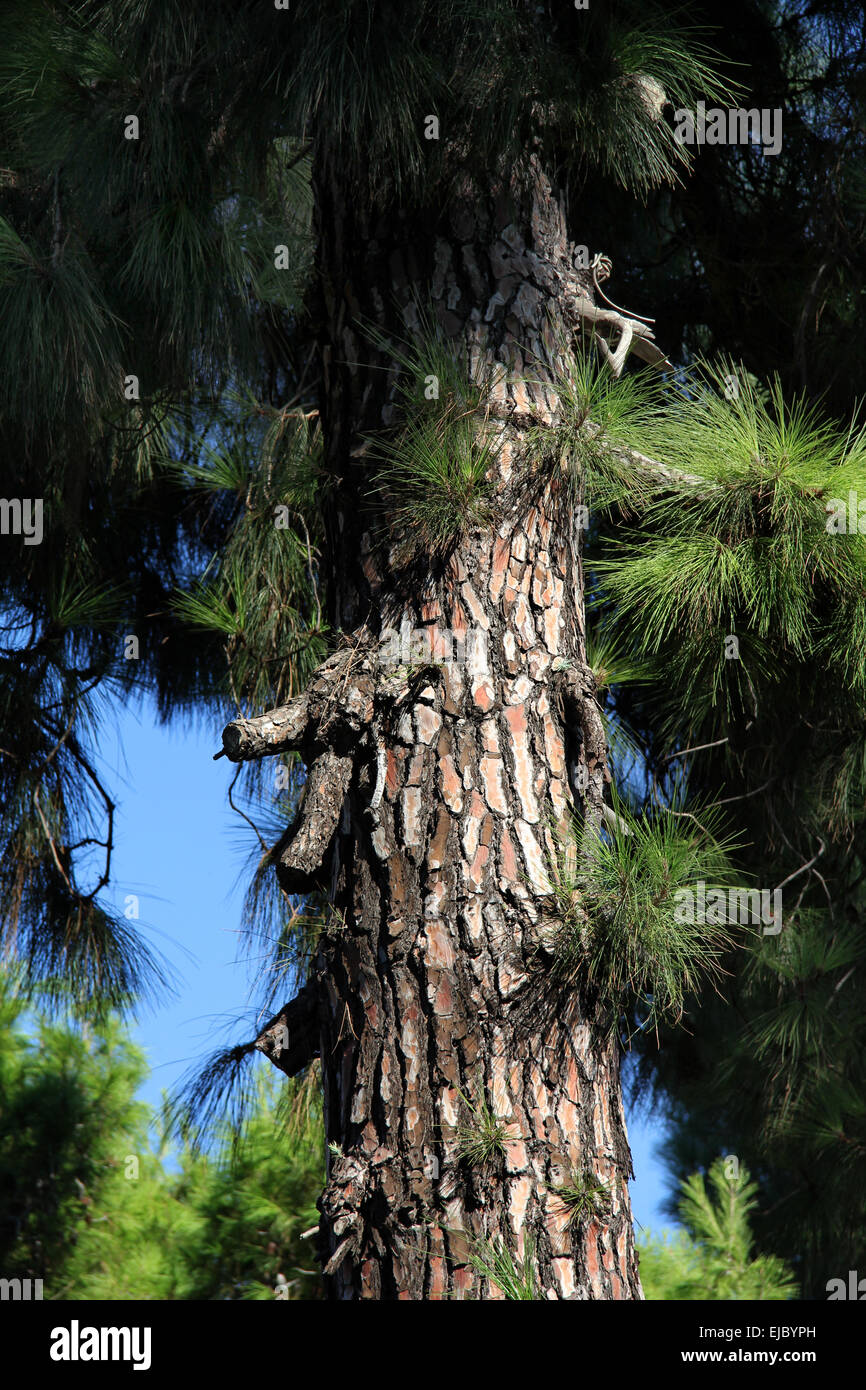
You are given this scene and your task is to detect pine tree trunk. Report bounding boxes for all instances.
[236,154,643,1299]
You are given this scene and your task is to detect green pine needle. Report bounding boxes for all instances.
[455,1078,511,1169]
[547,793,741,1031]
[365,312,497,560]
[550,1169,610,1229]
[467,1231,538,1300]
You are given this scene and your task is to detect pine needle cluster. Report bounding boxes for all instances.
[547,796,740,1032]
[366,316,497,562]
[455,1077,512,1170]
[550,1169,611,1230]
[467,1231,538,1301]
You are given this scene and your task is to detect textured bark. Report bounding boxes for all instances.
[229,153,645,1299]
[254,986,319,1076]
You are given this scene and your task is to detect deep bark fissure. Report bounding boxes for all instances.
[226,154,650,1299]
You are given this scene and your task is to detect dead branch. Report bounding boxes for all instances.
[254,982,320,1076]
[275,751,355,894]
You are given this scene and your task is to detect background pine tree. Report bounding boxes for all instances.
[0,975,324,1300]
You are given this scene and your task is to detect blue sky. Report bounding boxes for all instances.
[100,697,674,1231]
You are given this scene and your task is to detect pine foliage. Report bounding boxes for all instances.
[639,1159,798,1300]
[0,978,325,1300]
[547,796,740,1032]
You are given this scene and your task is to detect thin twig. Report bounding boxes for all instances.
[774,840,825,894]
[713,778,773,807]
[33,787,74,890]
[661,737,729,763]
[227,765,270,853]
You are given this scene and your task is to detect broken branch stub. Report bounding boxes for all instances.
[221,693,311,761]
[254,984,320,1076]
[219,646,376,762]
[217,644,377,897]
[276,750,355,894]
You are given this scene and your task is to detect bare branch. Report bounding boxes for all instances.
[662,737,730,763]
[217,642,376,762]
[774,839,826,893]
[276,750,354,894]
[220,692,311,762]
